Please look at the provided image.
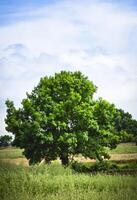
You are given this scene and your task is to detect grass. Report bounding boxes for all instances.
[0,144,137,200]
[0,147,24,159]
[0,161,137,200]
[107,143,137,154]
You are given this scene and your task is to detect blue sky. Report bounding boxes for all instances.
[0,0,55,25]
[1,0,137,25]
[0,0,137,135]
[0,0,53,10]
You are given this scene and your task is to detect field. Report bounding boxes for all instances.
[106,143,137,154]
[0,143,137,200]
[0,147,24,159]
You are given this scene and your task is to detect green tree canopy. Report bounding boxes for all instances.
[0,135,12,147]
[5,71,124,165]
[114,109,137,143]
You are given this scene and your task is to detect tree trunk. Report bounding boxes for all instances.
[60,154,69,166]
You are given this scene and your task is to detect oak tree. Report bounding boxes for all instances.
[5,71,124,165]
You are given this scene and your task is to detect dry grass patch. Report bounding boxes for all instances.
[0,158,29,166]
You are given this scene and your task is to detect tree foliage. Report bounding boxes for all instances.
[0,135,12,147]
[114,109,137,143]
[5,71,125,165]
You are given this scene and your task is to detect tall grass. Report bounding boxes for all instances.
[0,161,137,200]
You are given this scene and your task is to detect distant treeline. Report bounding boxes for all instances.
[0,135,12,147]
[115,109,137,144]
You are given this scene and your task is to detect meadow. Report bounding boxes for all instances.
[0,161,137,200]
[0,147,24,159]
[0,143,137,200]
[106,142,137,154]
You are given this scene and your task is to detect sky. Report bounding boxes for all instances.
[0,0,137,135]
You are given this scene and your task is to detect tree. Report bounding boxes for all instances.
[0,135,12,147]
[114,109,137,143]
[5,71,124,165]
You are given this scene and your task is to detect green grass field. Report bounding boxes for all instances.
[0,161,137,200]
[107,143,137,154]
[0,143,137,200]
[0,147,24,159]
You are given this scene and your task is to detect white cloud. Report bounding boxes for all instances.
[0,0,137,135]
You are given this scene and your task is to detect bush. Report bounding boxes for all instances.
[71,161,120,173]
[71,161,91,173]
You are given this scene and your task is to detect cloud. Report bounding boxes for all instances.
[0,0,137,135]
